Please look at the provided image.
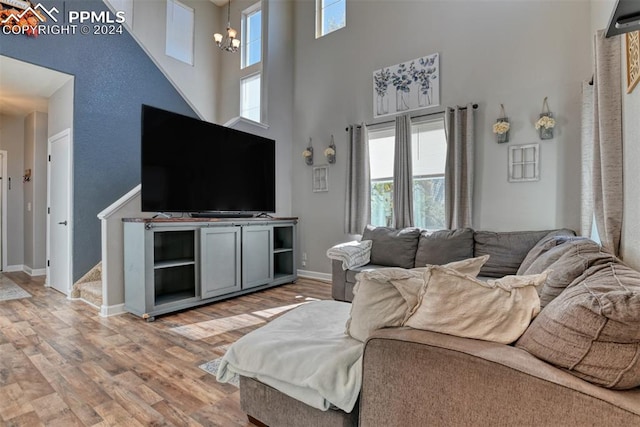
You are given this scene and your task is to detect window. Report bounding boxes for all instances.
[239,2,263,122]
[368,119,446,229]
[240,73,261,122]
[242,4,261,69]
[316,0,346,38]
[165,0,194,65]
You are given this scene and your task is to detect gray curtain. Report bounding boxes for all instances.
[581,81,594,238]
[345,124,370,234]
[393,114,414,228]
[592,30,623,255]
[444,104,475,229]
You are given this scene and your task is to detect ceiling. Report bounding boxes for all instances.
[0,55,73,118]
[210,0,227,6]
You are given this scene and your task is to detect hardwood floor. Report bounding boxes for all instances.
[0,272,333,426]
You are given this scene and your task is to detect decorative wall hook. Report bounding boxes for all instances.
[492,103,510,144]
[325,135,336,164]
[535,97,555,140]
[303,138,314,165]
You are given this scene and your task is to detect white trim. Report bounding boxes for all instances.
[223,115,269,130]
[97,184,141,220]
[4,264,22,272]
[0,150,7,272]
[297,269,331,283]
[23,266,46,276]
[100,303,126,317]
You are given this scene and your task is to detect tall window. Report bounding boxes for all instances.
[241,5,261,68]
[316,0,346,38]
[240,2,263,122]
[240,73,261,122]
[368,119,447,229]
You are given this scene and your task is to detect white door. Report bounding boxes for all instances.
[47,130,72,295]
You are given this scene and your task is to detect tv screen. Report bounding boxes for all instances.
[141,105,276,214]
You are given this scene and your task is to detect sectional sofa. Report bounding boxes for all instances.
[240,226,640,426]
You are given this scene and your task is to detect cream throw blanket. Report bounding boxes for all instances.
[217,300,363,412]
[326,240,372,270]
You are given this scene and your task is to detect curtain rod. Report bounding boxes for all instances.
[345,103,478,131]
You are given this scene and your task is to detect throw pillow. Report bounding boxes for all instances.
[516,262,640,390]
[413,228,474,268]
[404,266,546,344]
[516,230,579,275]
[361,225,421,269]
[346,256,490,342]
[326,240,372,270]
[474,229,572,278]
[523,239,616,308]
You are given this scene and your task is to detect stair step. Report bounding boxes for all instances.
[78,280,102,307]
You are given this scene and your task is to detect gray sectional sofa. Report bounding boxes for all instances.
[332,225,574,302]
[240,226,640,426]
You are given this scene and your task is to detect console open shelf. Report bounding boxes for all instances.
[124,217,298,319]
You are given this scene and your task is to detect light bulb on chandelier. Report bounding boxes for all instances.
[214,0,240,52]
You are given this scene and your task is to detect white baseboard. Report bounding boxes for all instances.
[101,303,126,317]
[297,269,332,283]
[23,266,46,276]
[4,264,23,272]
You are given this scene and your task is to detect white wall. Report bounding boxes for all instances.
[0,114,24,268]
[48,79,74,138]
[111,0,221,122]
[218,0,295,217]
[23,112,48,272]
[292,0,592,274]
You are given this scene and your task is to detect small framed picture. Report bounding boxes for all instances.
[312,165,329,192]
[508,143,540,182]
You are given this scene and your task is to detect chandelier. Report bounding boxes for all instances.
[214,0,240,53]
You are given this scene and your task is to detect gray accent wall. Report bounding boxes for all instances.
[291,0,591,274]
[0,114,25,268]
[0,0,197,280]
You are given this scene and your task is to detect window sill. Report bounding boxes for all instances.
[223,116,270,130]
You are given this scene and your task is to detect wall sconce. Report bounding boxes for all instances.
[303,138,314,166]
[325,135,336,164]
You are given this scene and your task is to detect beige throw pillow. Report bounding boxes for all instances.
[346,255,490,342]
[405,266,546,344]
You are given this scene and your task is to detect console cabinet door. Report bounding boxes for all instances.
[200,227,242,299]
[242,225,274,289]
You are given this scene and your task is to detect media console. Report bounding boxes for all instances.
[123,217,297,320]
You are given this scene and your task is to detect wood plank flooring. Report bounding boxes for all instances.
[0,272,333,426]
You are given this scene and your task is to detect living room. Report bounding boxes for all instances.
[0,0,639,425]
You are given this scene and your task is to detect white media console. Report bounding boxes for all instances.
[123,217,297,320]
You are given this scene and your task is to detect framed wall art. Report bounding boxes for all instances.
[626,31,640,94]
[312,165,328,192]
[373,53,440,118]
[508,144,540,183]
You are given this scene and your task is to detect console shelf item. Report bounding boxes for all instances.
[123,218,297,320]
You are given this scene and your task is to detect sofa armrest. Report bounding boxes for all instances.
[360,328,640,426]
[331,260,348,301]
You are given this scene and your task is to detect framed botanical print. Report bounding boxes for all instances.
[626,31,640,94]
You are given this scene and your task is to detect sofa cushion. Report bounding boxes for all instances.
[474,229,569,278]
[346,264,390,283]
[413,228,474,268]
[346,256,489,342]
[516,262,640,390]
[523,239,617,308]
[517,230,578,274]
[404,266,545,344]
[361,225,420,269]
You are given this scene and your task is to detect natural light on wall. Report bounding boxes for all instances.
[368,119,446,229]
[316,0,346,38]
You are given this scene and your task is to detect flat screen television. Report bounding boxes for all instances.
[141,105,276,215]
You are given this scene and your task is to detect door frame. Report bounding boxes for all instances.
[46,129,73,293]
[0,150,7,271]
